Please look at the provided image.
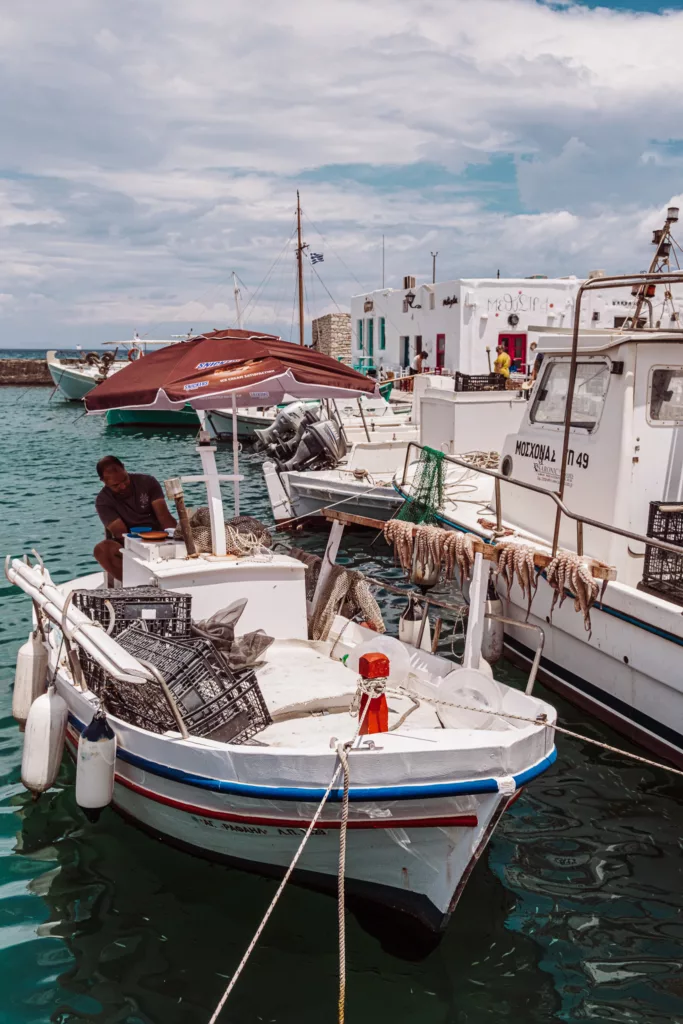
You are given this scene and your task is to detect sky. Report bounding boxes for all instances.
[2,0,683,348]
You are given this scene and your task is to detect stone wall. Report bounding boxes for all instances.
[0,359,53,386]
[311,313,352,364]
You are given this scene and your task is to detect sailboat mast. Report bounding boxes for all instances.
[232,271,242,329]
[296,191,305,346]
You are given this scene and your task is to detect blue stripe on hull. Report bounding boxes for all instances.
[67,713,556,802]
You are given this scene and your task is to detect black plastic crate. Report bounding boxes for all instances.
[91,625,271,744]
[642,501,683,603]
[454,372,506,392]
[74,585,193,698]
[72,585,192,638]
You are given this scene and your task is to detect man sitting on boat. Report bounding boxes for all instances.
[93,456,176,582]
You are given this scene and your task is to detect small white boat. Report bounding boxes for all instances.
[263,382,528,524]
[205,392,416,443]
[7,441,556,931]
[46,350,129,401]
[47,338,184,402]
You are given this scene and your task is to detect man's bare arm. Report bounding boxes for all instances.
[152,498,177,530]
[105,517,128,541]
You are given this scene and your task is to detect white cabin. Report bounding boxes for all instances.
[497,328,683,587]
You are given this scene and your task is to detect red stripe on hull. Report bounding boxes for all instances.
[114,773,479,830]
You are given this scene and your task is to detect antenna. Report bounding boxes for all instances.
[232,272,242,329]
[382,234,385,289]
[296,191,305,346]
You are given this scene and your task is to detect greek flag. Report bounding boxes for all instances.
[310,252,324,265]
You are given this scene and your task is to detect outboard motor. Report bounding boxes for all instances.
[280,419,348,473]
[254,402,316,451]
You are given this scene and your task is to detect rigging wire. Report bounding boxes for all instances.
[240,217,298,326]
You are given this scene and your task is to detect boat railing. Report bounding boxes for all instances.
[399,441,683,563]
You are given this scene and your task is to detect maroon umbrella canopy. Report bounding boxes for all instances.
[85,329,379,412]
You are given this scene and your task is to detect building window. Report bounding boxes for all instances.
[531,360,610,432]
[400,336,410,368]
[356,319,363,351]
[649,367,683,423]
[429,292,435,310]
[379,317,386,350]
[367,318,374,357]
[415,335,422,355]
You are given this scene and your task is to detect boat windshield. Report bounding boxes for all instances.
[531,360,610,431]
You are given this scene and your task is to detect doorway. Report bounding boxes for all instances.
[436,334,445,370]
[400,336,410,369]
[498,333,527,371]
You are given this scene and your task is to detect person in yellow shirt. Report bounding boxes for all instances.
[493,345,511,378]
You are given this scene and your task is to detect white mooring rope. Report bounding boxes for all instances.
[207,689,377,1024]
[391,688,683,780]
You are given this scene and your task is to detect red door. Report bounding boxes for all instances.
[436,334,445,370]
[498,333,527,372]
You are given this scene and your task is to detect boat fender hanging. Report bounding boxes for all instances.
[13,630,49,728]
[21,685,68,797]
[76,710,117,823]
[482,599,504,664]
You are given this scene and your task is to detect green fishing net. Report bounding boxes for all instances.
[396,446,445,524]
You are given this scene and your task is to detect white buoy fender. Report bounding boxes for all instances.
[21,685,68,796]
[75,711,117,822]
[482,599,504,664]
[13,631,49,727]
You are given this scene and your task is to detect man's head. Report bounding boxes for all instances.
[530,341,537,352]
[97,455,131,495]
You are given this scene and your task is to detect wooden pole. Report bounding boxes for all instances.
[297,191,305,347]
[164,478,198,557]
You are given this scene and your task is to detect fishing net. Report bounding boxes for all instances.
[396,446,445,525]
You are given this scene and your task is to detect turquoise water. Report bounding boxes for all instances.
[1,383,683,1023]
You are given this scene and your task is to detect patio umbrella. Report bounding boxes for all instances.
[84,328,379,412]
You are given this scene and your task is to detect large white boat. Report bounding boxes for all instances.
[395,258,683,767]
[7,439,557,931]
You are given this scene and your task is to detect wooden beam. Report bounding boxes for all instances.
[322,508,387,531]
[324,507,619,581]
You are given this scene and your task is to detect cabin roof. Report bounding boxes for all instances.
[529,325,683,355]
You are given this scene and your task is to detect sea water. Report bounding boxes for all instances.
[1,377,682,1023]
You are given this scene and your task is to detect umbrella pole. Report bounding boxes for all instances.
[232,394,240,517]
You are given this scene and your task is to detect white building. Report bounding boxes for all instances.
[349,275,683,376]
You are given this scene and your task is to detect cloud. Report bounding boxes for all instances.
[1,0,683,346]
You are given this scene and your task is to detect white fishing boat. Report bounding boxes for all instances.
[394,226,683,768]
[6,435,557,931]
[8,329,560,930]
[204,391,416,443]
[263,380,528,524]
[46,338,180,402]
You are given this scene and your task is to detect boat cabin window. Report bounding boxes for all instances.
[531,359,610,431]
[649,367,683,423]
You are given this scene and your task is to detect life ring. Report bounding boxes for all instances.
[127,346,141,362]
